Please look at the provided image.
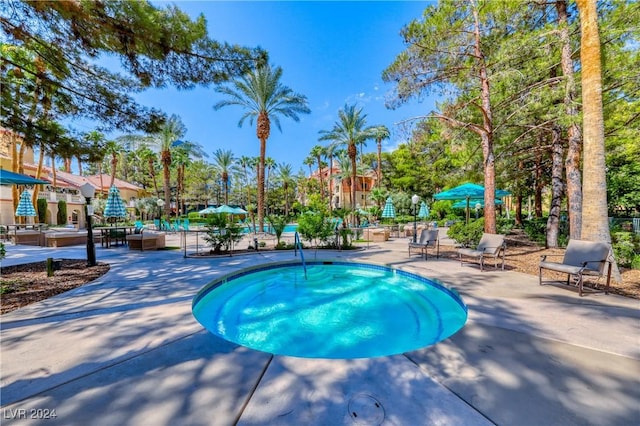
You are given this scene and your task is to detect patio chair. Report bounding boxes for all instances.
[458,233,506,271]
[408,229,439,260]
[539,239,612,296]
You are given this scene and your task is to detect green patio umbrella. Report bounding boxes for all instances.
[214,205,236,214]
[434,183,510,223]
[452,199,503,209]
[15,190,37,218]
[104,185,128,221]
[418,201,429,219]
[0,168,49,185]
[381,197,396,219]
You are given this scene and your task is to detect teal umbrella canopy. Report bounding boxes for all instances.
[215,205,236,214]
[433,183,510,200]
[232,207,248,214]
[418,201,429,219]
[15,190,36,217]
[199,207,217,214]
[434,183,510,223]
[104,185,128,218]
[1,169,49,185]
[381,197,396,218]
[453,199,503,209]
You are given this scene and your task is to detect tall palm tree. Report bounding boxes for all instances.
[274,162,294,215]
[264,157,276,215]
[214,64,310,231]
[212,148,237,205]
[310,145,326,200]
[237,155,253,205]
[157,115,186,215]
[104,139,123,187]
[323,141,339,210]
[303,155,315,177]
[319,104,375,210]
[371,125,390,188]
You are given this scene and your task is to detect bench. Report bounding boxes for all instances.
[44,231,88,247]
[458,233,506,271]
[126,232,166,251]
[12,230,45,246]
[539,239,612,296]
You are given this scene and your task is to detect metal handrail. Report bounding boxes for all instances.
[294,232,307,279]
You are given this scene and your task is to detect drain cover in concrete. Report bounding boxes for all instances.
[348,393,385,425]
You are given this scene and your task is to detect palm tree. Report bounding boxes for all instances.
[264,157,276,215]
[274,162,294,216]
[237,155,253,205]
[371,125,390,188]
[303,155,315,177]
[310,145,326,200]
[319,104,375,210]
[212,148,237,205]
[104,139,123,187]
[323,141,339,210]
[214,64,310,232]
[158,115,187,215]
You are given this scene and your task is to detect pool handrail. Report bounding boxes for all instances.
[294,232,307,279]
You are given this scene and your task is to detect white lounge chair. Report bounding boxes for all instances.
[457,233,506,271]
[539,239,612,296]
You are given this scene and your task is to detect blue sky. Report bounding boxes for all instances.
[114,1,437,173]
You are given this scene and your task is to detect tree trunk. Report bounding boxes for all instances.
[348,143,357,212]
[377,139,382,188]
[557,0,583,240]
[258,139,266,232]
[546,125,564,248]
[576,0,620,281]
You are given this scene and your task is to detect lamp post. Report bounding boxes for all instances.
[80,183,96,266]
[411,194,420,243]
[156,199,165,228]
[475,202,482,219]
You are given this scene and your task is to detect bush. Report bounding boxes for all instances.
[297,210,334,247]
[202,214,243,254]
[0,242,5,260]
[57,200,67,225]
[447,218,485,246]
[267,215,288,246]
[37,198,47,224]
[611,231,640,268]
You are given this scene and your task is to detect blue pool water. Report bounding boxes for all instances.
[193,262,467,359]
[241,224,298,233]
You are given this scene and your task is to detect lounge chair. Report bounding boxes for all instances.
[458,233,506,271]
[408,229,439,260]
[539,239,612,296]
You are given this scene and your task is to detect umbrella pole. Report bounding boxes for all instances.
[466,197,470,224]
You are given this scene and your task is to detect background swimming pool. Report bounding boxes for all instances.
[192,262,467,359]
[241,224,298,233]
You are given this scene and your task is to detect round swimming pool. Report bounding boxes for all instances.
[192,261,467,359]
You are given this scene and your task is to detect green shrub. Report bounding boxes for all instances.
[267,215,288,246]
[523,218,547,245]
[57,200,67,225]
[611,231,640,268]
[202,214,243,254]
[631,254,640,270]
[447,218,485,246]
[297,210,333,247]
[0,242,5,260]
[37,198,47,223]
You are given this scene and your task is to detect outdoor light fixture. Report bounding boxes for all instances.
[475,202,482,219]
[80,183,97,266]
[411,194,420,243]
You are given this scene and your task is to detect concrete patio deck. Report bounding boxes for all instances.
[1,233,639,425]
